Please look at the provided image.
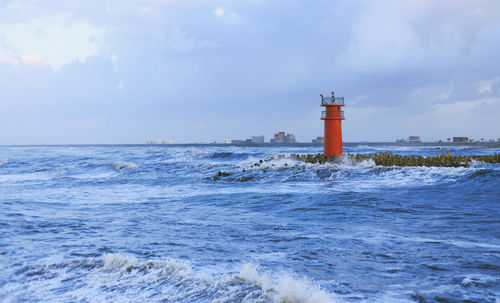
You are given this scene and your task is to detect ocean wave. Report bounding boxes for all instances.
[334,156,376,169]
[207,151,261,162]
[110,161,137,171]
[0,158,7,167]
[102,253,137,270]
[0,172,54,183]
[5,254,337,303]
[237,263,336,303]
[330,166,473,191]
[466,168,499,178]
[210,152,236,159]
[460,274,500,288]
[231,155,478,190]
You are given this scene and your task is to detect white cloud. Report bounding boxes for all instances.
[167,28,219,52]
[138,6,151,16]
[20,53,44,65]
[0,52,45,67]
[348,105,394,120]
[476,77,500,94]
[437,82,454,100]
[335,0,500,72]
[410,97,500,139]
[0,15,105,71]
[429,98,495,114]
[111,53,118,71]
[214,7,225,18]
[0,53,18,66]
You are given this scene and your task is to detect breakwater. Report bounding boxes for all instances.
[291,152,500,167]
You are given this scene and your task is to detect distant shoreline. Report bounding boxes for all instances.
[2,142,500,148]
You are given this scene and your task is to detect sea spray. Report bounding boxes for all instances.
[237,263,336,303]
[103,253,137,270]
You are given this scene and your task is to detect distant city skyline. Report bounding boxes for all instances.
[1,1,499,144]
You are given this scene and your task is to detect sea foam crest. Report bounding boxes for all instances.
[102,253,192,276]
[241,154,377,171]
[237,263,336,303]
[238,155,319,171]
[335,156,376,169]
[9,254,335,302]
[103,253,137,270]
[110,161,137,171]
[161,257,193,277]
[461,274,499,288]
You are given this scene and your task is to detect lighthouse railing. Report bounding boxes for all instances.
[321,111,345,119]
[321,96,344,105]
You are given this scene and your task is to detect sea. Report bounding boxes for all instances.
[0,144,499,303]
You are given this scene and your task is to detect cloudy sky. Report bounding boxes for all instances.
[1,0,499,144]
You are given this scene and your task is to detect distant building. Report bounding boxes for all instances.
[221,139,232,144]
[285,133,296,143]
[270,131,296,143]
[231,140,245,144]
[271,131,286,143]
[251,136,265,143]
[146,139,173,144]
[312,136,324,144]
[408,136,421,143]
[453,137,468,143]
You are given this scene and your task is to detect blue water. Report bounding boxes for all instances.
[0,145,499,302]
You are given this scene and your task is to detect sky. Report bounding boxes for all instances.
[0,0,499,144]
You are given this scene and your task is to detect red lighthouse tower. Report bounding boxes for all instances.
[321,92,345,157]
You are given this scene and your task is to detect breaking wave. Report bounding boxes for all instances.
[110,161,137,171]
[6,254,337,303]
[102,253,138,270]
[237,263,336,303]
[227,154,485,191]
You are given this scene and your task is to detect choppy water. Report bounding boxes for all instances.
[0,144,499,302]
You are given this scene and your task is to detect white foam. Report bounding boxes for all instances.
[110,161,137,171]
[237,263,273,289]
[461,274,499,287]
[162,257,193,277]
[340,227,500,251]
[0,172,53,183]
[237,263,336,303]
[102,253,137,270]
[238,155,330,171]
[239,154,375,172]
[335,156,376,169]
[234,153,485,194]
[328,165,474,192]
[102,254,193,277]
[278,275,335,303]
[3,253,339,303]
